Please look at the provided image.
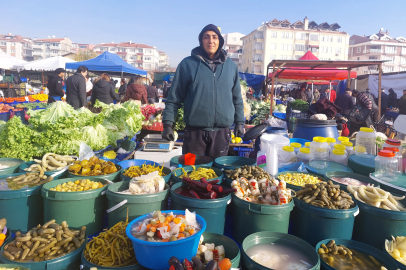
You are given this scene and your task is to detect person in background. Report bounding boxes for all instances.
[290,88,296,98]
[380,88,389,117]
[123,75,148,104]
[388,88,398,108]
[352,90,380,122]
[118,78,127,97]
[163,82,171,98]
[365,88,376,101]
[146,82,159,104]
[279,87,287,100]
[47,68,65,103]
[320,88,328,100]
[85,75,93,99]
[295,86,307,102]
[305,87,313,103]
[66,65,88,109]
[329,88,337,102]
[335,88,355,116]
[110,79,116,88]
[313,89,320,103]
[91,73,120,105]
[399,90,406,115]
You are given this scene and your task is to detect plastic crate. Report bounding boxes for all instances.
[348,105,372,122]
[233,147,254,158]
[0,112,9,122]
[286,101,309,128]
[142,122,163,131]
[376,114,397,137]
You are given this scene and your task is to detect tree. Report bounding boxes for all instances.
[73,50,99,61]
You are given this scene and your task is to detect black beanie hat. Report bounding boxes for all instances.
[198,24,224,51]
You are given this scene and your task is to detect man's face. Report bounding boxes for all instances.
[202,31,219,57]
[81,70,88,77]
[58,72,64,79]
[404,91,406,95]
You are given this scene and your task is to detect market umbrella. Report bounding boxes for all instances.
[13,56,76,71]
[0,53,27,69]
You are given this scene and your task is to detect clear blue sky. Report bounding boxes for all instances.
[2,0,406,67]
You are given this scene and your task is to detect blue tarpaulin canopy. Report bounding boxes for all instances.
[163,74,174,82]
[65,51,147,76]
[239,72,266,96]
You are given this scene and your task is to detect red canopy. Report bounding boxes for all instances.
[269,52,357,81]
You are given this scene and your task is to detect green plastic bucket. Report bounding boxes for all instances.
[348,154,375,176]
[170,182,231,234]
[121,166,171,183]
[0,236,86,270]
[352,196,406,249]
[0,158,24,176]
[316,239,398,270]
[170,154,213,168]
[80,248,146,270]
[242,231,320,270]
[0,172,43,232]
[202,232,241,268]
[291,197,359,247]
[306,161,353,177]
[68,165,122,182]
[106,181,169,228]
[0,265,28,270]
[41,177,110,235]
[276,171,326,191]
[324,171,380,190]
[19,161,68,180]
[171,166,223,184]
[232,193,294,244]
[214,156,256,170]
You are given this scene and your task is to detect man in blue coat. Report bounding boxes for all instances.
[162,24,244,159]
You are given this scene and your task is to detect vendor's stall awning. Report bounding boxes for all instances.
[65,51,147,76]
[14,56,75,71]
[0,53,27,70]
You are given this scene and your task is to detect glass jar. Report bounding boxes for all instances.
[341,141,354,156]
[278,146,297,167]
[330,149,348,166]
[375,150,399,182]
[309,136,329,169]
[290,143,302,154]
[355,127,376,156]
[383,147,403,175]
[297,148,311,164]
[337,136,349,144]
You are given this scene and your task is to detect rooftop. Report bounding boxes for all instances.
[350,29,406,45]
[265,17,343,32]
[34,38,65,42]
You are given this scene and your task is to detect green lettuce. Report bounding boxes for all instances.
[81,124,109,151]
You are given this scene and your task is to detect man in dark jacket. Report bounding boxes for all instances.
[296,86,307,102]
[334,88,355,116]
[305,87,313,103]
[388,88,398,108]
[380,89,389,116]
[118,79,127,96]
[66,65,88,109]
[365,88,376,101]
[162,24,244,159]
[146,82,159,104]
[47,68,65,103]
[91,77,120,105]
[399,90,406,115]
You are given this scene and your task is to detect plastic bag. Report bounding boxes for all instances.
[278,162,308,173]
[78,142,94,161]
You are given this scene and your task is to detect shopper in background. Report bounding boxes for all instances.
[329,88,337,102]
[295,86,307,102]
[290,88,296,98]
[305,87,313,103]
[380,88,389,117]
[91,73,120,105]
[66,65,88,109]
[335,88,355,116]
[398,90,406,115]
[388,88,398,108]
[279,87,287,99]
[85,75,93,99]
[365,88,376,101]
[123,75,148,105]
[118,78,127,97]
[47,68,65,104]
[352,90,380,122]
[146,82,159,104]
[313,89,320,103]
[163,81,171,98]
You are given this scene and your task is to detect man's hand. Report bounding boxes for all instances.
[234,124,244,138]
[162,124,174,141]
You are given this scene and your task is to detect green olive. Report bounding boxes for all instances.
[169,236,177,242]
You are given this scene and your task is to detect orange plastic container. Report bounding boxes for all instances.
[184,153,196,165]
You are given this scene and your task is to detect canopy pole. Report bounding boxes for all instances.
[311,82,314,104]
[355,79,357,90]
[328,81,331,100]
[42,71,44,91]
[347,69,351,88]
[270,62,276,116]
[378,63,382,120]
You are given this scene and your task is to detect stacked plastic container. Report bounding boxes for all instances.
[309,137,329,169]
[355,127,376,157]
[375,150,399,181]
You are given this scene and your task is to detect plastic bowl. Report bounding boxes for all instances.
[324,171,380,190]
[119,159,171,183]
[19,161,69,180]
[171,166,223,184]
[213,156,256,171]
[276,171,326,191]
[126,210,206,270]
[0,158,25,176]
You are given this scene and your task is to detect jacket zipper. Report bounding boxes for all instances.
[213,72,216,131]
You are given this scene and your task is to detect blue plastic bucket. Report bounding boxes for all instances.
[126,210,206,270]
[254,127,288,151]
[119,159,171,182]
[213,156,256,171]
[293,119,338,141]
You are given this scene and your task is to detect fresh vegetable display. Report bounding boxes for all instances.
[118,171,165,195]
[49,179,105,192]
[84,218,137,267]
[177,176,232,200]
[29,94,48,102]
[288,99,309,111]
[0,218,6,247]
[2,220,86,262]
[0,172,54,191]
[24,153,75,172]
[131,210,201,242]
[174,106,186,131]
[68,157,118,176]
[347,185,406,211]
[248,100,275,125]
[226,165,272,181]
[277,172,321,187]
[0,104,16,113]
[385,236,406,266]
[177,167,218,181]
[296,181,355,210]
[123,164,167,178]
[168,256,232,270]
[196,236,225,265]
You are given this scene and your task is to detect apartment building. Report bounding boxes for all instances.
[0,33,34,61]
[93,41,170,71]
[71,43,95,53]
[222,32,244,69]
[349,29,406,74]
[241,17,350,75]
[32,36,73,60]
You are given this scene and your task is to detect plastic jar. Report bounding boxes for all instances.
[375,150,399,181]
[290,143,302,154]
[354,145,367,156]
[337,136,349,144]
[382,139,402,151]
[304,142,311,148]
[355,127,376,156]
[309,137,329,169]
[279,146,297,167]
[297,148,311,164]
[329,149,348,166]
[334,144,348,155]
[326,137,336,149]
[341,141,354,156]
[383,147,403,175]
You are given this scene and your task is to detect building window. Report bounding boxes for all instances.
[146,49,152,54]
[232,37,237,41]
[383,66,394,72]
[357,47,361,53]
[335,48,342,54]
[382,56,395,64]
[145,56,152,61]
[294,55,303,60]
[369,56,377,60]
[11,49,15,53]
[110,48,115,51]
[281,32,293,39]
[385,46,396,54]
[0,42,6,46]
[281,44,292,51]
[51,50,58,54]
[295,32,307,40]
[337,37,343,43]
[138,49,143,53]
[145,64,151,68]
[401,57,406,64]
[270,31,277,38]
[309,34,319,41]
[270,43,277,50]
[401,67,406,71]
[295,44,308,51]
[269,55,276,61]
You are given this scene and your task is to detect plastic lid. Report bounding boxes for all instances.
[242,123,268,141]
[282,146,294,152]
[360,127,374,133]
[378,150,395,157]
[383,147,400,152]
[290,143,302,148]
[299,148,310,154]
[354,145,366,153]
[334,144,347,150]
[332,149,346,156]
[338,136,349,142]
[313,136,327,143]
[385,139,401,146]
[305,142,311,147]
[342,141,353,147]
[326,137,336,143]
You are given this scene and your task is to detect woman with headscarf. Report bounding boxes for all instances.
[123,75,148,104]
[388,88,398,108]
[313,89,320,103]
[91,73,120,105]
